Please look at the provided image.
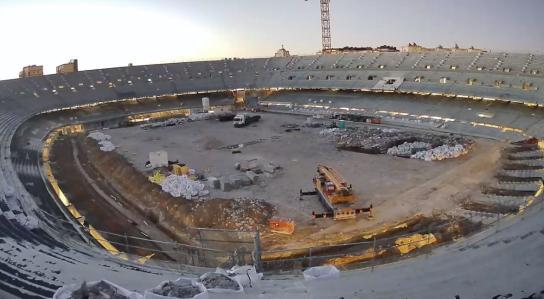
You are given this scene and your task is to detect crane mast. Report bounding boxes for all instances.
[320,0,332,53]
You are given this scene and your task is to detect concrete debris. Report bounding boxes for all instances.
[411,144,469,161]
[54,280,142,299]
[387,141,432,157]
[207,176,220,189]
[215,197,272,230]
[160,174,207,199]
[199,272,242,292]
[146,278,205,299]
[321,126,472,157]
[220,177,234,192]
[238,159,260,171]
[263,162,281,174]
[88,131,116,152]
[229,174,252,187]
[245,171,260,183]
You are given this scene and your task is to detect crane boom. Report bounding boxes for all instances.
[320,0,332,53]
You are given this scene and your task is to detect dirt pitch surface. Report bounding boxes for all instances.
[104,112,501,248]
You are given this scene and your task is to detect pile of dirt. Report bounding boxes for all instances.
[190,197,275,230]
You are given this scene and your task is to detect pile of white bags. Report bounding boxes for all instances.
[88,131,116,152]
[411,144,468,161]
[160,175,207,199]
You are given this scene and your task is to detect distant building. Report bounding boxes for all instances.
[274,45,291,58]
[400,43,433,53]
[327,45,398,54]
[19,65,43,78]
[56,59,78,74]
[401,42,486,53]
[329,46,373,54]
[375,45,399,52]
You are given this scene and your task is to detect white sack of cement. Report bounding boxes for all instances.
[227,265,263,288]
[161,175,206,199]
[303,265,340,281]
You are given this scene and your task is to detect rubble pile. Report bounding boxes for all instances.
[223,198,272,230]
[387,141,432,157]
[87,131,116,152]
[55,280,139,299]
[147,279,204,298]
[160,174,208,199]
[411,144,469,161]
[334,127,416,154]
[199,273,241,291]
[320,126,472,159]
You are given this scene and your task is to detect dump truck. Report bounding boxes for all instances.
[233,113,261,127]
[301,164,372,220]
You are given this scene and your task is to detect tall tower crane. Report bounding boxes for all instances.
[306,0,332,53]
[320,0,332,53]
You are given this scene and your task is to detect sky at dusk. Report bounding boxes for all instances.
[0,0,543,80]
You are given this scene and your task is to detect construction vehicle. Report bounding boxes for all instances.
[233,113,261,128]
[301,164,372,220]
[268,218,295,235]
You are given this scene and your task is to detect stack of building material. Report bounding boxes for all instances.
[160,175,207,199]
[187,112,214,121]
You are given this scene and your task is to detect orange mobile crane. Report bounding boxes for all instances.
[301,164,372,220]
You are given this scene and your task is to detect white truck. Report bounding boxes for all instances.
[233,113,261,128]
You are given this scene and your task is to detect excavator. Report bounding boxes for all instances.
[301,164,372,220]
